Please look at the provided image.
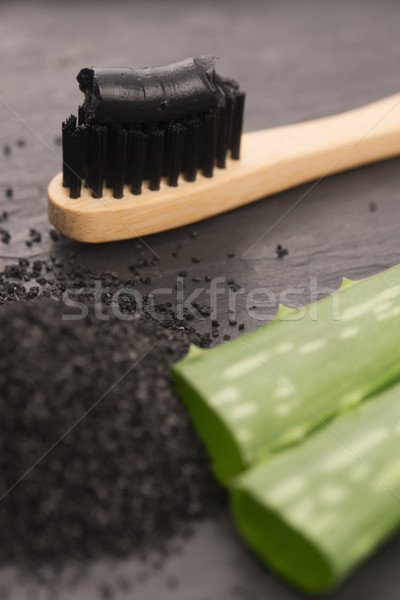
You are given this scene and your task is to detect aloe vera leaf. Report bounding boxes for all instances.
[171,265,400,483]
[231,381,400,594]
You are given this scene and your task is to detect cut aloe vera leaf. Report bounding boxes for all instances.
[172,265,400,483]
[231,381,400,594]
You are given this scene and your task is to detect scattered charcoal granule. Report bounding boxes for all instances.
[227,252,235,258]
[238,323,245,331]
[190,231,198,239]
[369,202,377,213]
[223,334,231,341]
[211,319,219,328]
[229,318,237,327]
[49,229,59,242]
[29,228,42,243]
[0,299,224,567]
[25,240,33,248]
[5,187,13,199]
[276,244,289,259]
[15,138,26,147]
[191,257,200,264]
[54,136,62,146]
[3,145,11,156]
[0,228,11,244]
[139,276,152,285]
[230,282,241,293]
[204,275,211,283]
[192,302,211,317]
[0,211,8,223]
[178,271,187,278]
[192,276,202,283]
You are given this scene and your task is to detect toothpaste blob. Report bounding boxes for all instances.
[77,56,237,123]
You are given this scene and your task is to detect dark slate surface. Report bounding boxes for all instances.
[1,0,400,598]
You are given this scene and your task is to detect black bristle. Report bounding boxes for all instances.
[131,130,148,195]
[184,118,201,182]
[216,105,227,169]
[104,124,119,189]
[231,92,245,160]
[88,126,108,198]
[149,129,165,191]
[113,128,131,198]
[225,95,234,154]
[69,127,86,198]
[167,124,185,187]
[202,110,216,178]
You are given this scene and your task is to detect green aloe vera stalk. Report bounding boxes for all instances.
[231,382,400,594]
[172,265,400,484]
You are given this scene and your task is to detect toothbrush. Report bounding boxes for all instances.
[48,56,400,243]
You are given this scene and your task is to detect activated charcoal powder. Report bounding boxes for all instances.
[0,299,224,567]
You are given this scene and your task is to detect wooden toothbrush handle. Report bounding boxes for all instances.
[242,92,400,196]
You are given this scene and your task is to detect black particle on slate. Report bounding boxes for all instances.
[29,228,42,243]
[3,145,11,156]
[0,299,224,567]
[369,202,377,213]
[191,257,200,264]
[190,231,198,239]
[15,138,26,147]
[0,228,11,244]
[227,251,235,258]
[5,187,13,199]
[49,229,59,242]
[238,323,245,331]
[54,136,62,146]
[276,244,289,259]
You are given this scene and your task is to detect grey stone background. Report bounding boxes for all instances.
[1,0,400,598]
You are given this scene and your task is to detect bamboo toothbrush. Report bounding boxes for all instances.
[48,56,400,243]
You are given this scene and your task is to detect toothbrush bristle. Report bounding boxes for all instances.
[62,80,244,199]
